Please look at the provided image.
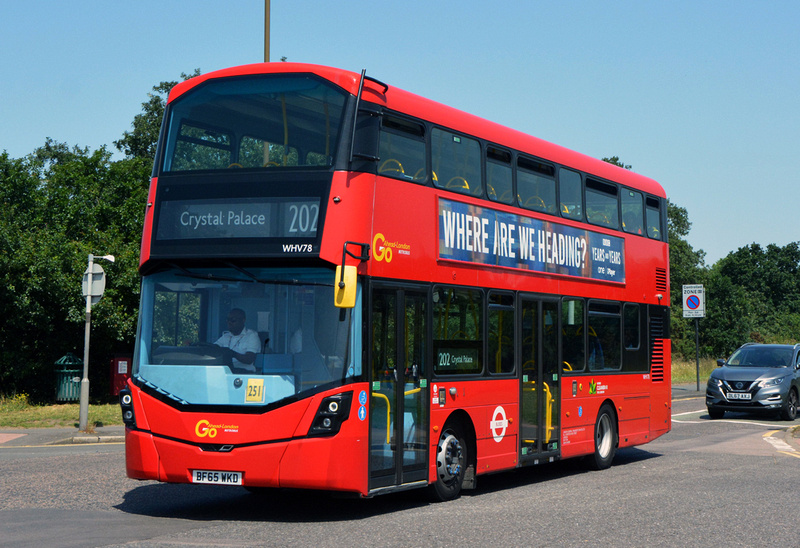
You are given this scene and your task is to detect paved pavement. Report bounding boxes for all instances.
[1,383,797,449]
[0,425,125,447]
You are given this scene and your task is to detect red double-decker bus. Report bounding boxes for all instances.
[121,62,670,500]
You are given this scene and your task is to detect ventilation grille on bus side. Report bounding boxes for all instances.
[650,339,665,382]
[650,312,665,382]
[655,268,668,293]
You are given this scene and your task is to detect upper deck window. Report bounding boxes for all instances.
[646,197,663,240]
[585,178,619,229]
[558,168,583,221]
[378,116,427,183]
[161,75,347,172]
[518,157,557,214]
[432,129,482,197]
[486,147,513,204]
[621,189,644,236]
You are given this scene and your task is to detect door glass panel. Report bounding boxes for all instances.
[402,293,427,478]
[370,290,397,481]
[521,300,539,455]
[521,298,560,457]
[542,301,559,451]
[370,288,428,488]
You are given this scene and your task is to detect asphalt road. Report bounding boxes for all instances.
[1,390,799,547]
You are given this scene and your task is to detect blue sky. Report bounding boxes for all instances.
[2,1,798,265]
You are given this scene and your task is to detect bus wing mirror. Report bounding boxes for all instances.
[334,265,357,308]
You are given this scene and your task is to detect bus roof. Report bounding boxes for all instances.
[169,62,665,199]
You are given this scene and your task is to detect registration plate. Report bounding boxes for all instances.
[727,392,751,400]
[192,469,243,485]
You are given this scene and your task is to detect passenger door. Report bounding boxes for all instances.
[520,296,560,461]
[369,286,428,492]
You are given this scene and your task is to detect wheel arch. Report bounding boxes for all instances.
[442,409,477,469]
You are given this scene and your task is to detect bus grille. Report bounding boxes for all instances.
[650,338,665,382]
[650,311,666,382]
[655,268,668,293]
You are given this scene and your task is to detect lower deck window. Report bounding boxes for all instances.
[433,287,483,375]
[588,302,621,371]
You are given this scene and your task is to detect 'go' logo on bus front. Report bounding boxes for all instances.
[195,420,217,438]
[373,233,393,263]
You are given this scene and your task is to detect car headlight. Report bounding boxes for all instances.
[708,378,723,387]
[758,377,786,388]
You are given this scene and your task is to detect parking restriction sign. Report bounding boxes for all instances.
[682,284,705,318]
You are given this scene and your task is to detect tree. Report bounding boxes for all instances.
[601,156,632,170]
[114,70,200,160]
[666,201,708,359]
[600,156,709,359]
[1,70,202,401]
[703,242,800,355]
[0,142,150,401]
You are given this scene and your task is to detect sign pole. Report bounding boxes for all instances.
[79,253,114,432]
[79,254,94,432]
[682,284,706,393]
[695,318,700,392]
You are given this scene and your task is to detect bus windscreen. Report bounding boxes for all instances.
[161,75,348,172]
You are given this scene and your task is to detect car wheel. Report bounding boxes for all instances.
[780,389,798,421]
[707,407,724,419]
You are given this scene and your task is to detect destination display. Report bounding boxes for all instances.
[156,198,320,240]
[438,198,625,283]
[435,346,481,374]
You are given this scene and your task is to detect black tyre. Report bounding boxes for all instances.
[429,421,467,501]
[707,406,725,419]
[588,404,617,470]
[780,389,798,421]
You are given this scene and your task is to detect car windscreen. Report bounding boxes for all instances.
[728,346,793,367]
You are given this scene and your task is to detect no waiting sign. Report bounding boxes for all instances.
[682,284,705,318]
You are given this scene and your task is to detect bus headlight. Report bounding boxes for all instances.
[119,387,136,428]
[308,392,353,437]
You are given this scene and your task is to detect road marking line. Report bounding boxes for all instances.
[763,430,796,453]
[672,414,790,428]
[673,409,706,417]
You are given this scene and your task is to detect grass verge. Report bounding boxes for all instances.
[0,394,122,429]
[672,357,716,384]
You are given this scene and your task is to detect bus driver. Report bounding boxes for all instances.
[214,308,260,373]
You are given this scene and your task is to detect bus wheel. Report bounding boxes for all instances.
[430,422,467,501]
[589,404,617,470]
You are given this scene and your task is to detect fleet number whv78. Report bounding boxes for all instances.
[282,244,313,253]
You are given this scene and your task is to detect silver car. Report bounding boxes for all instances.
[706,343,800,420]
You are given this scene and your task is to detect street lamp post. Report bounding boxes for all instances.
[264,0,270,62]
[79,253,115,432]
